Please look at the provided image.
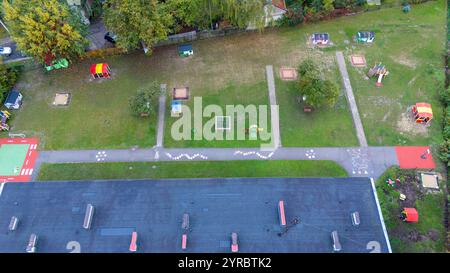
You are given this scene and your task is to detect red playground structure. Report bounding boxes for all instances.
[90,63,111,79]
[401,208,418,223]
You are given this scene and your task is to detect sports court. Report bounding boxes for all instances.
[395,146,436,169]
[0,138,39,182]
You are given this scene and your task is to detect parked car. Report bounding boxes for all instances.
[0,46,12,56]
[104,32,117,44]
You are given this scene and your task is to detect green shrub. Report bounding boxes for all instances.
[129,81,160,117]
[0,65,20,103]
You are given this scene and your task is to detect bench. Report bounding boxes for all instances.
[331,231,342,252]
[8,216,19,231]
[26,234,38,253]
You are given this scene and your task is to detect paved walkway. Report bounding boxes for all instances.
[36,146,398,179]
[156,84,167,147]
[336,51,368,147]
[266,65,281,149]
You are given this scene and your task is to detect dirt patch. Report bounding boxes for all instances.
[396,112,429,136]
[391,53,417,69]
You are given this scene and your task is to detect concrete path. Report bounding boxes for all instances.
[156,84,167,148]
[265,65,281,149]
[336,51,368,147]
[36,146,398,179]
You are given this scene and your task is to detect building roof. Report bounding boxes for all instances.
[0,177,391,253]
[4,91,20,105]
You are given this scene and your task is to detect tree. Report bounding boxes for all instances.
[297,59,339,108]
[103,0,174,53]
[323,0,335,13]
[129,82,160,117]
[0,65,20,103]
[3,0,88,64]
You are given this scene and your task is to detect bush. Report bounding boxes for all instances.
[0,65,20,103]
[129,81,160,117]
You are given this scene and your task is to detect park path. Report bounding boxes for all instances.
[336,51,368,147]
[156,84,167,148]
[266,65,281,149]
[35,146,398,180]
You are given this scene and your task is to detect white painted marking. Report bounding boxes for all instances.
[0,183,5,196]
[20,169,25,175]
[28,169,33,176]
[370,178,392,253]
[28,151,32,157]
[25,160,29,166]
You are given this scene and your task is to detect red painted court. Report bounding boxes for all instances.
[395,146,435,169]
[0,138,39,182]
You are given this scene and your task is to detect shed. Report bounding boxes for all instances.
[4,90,23,110]
[178,44,193,57]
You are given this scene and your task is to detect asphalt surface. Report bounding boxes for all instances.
[0,177,390,253]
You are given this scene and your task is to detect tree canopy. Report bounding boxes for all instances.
[129,82,161,117]
[297,59,340,108]
[103,0,174,53]
[3,0,88,64]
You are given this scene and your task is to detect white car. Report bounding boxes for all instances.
[0,46,12,56]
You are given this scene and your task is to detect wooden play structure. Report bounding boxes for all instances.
[367,63,389,87]
[90,63,111,79]
[356,31,375,43]
[411,103,433,125]
[311,33,329,46]
[0,110,11,131]
[401,208,418,223]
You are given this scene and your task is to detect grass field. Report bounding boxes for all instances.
[37,160,348,181]
[3,1,445,150]
[376,166,446,253]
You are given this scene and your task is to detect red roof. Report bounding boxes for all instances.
[272,0,286,10]
[403,208,418,222]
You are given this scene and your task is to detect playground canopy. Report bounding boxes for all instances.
[171,100,182,117]
[178,44,193,57]
[312,33,329,45]
[412,103,433,124]
[357,31,375,43]
[402,208,418,223]
[4,90,23,110]
[90,63,111,79]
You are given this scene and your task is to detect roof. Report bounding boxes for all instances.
[178,44,192,52]
[415,103,433,118]
[403,208,419,222]
[4,91,20,104]
[0,177,390,253]
[271,0,286,10]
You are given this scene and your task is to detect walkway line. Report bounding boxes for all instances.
[156,84,167,148]
[265,65,281,148]
[336,51,368,147]
[370,178,393,253]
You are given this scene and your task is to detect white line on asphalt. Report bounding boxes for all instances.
[0,182,5,196]
[370,177,392,253]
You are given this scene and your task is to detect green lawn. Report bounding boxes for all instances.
[376,166,446,253]
[37,160,348,181]
[342,1,446,146]
[4,1,445,149]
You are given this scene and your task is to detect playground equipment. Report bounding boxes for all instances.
[411,103,433,125]
[4,90,23,109]
[401,208,418,223]
[90,63,111,79]
[178,44,193,57]
[171,100,182,117]
[311,33,329,46]
[356,31,375,43]
[45,58,69,71]
[0,110,11,131]
[367,63,389,87]
[231,232,239,253]
[278,200,287,227]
